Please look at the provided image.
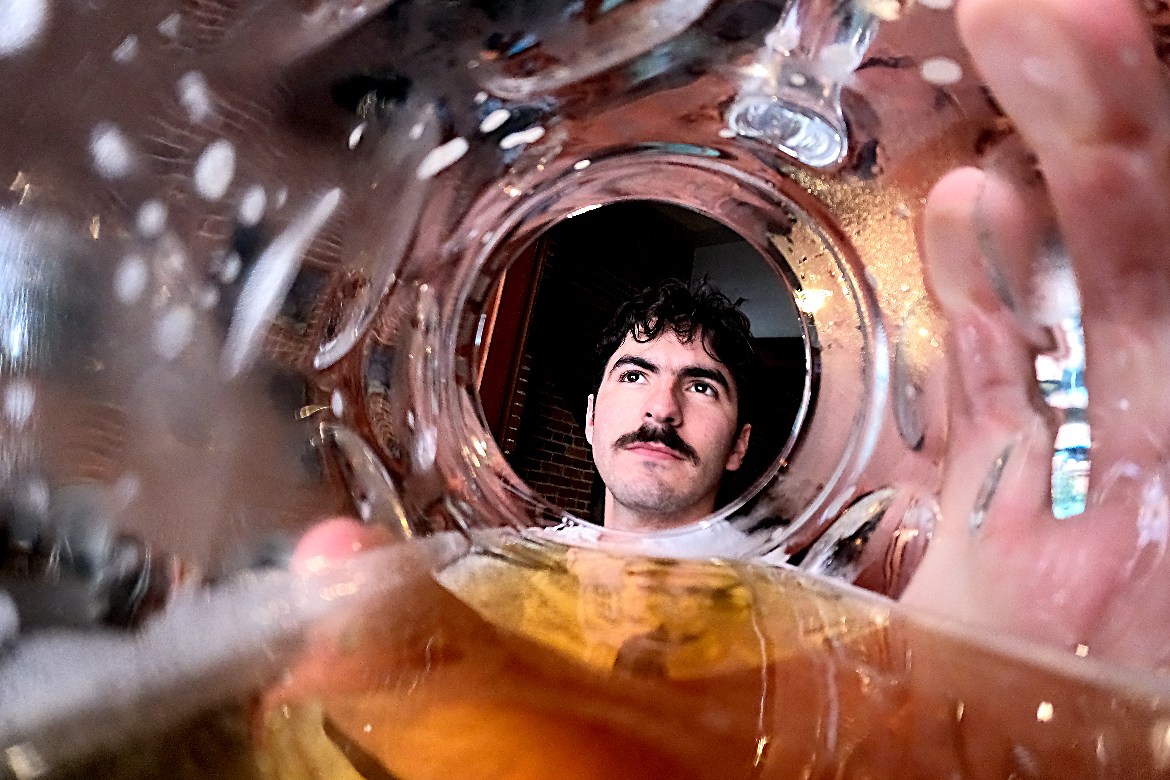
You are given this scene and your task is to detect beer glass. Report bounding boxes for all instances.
[0,0,1164,776]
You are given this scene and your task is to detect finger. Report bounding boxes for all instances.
[923,167,1056,532]
[291,517,394,574]
[958,0,1170,472]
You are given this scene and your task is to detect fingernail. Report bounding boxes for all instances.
[965,8,1101,137]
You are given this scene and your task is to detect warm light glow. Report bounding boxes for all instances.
[795,288,832,315]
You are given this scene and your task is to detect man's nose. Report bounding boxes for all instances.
[643,382,682,425]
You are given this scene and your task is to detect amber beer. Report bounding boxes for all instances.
[254,537,1170,779]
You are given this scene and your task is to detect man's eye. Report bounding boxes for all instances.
[690,381,717,396]
[618,370,645,383]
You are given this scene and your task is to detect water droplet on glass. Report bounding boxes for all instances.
[111,34,138,64]
[113,254,148,303]
[479,108,511,134]
[331,390,344,417]
[3,378,35,427]
[920,56,963,85]
[216,251,242,284]
[416,137,469,180]
[195,285,220,311]
[499,125,545,150]
[177,71,214,123]
[157,12,180,38]
[238,185,267,226]
[918,0,954,8]
[135,199,167,238]
[348,122,366,150]
[89,123,135,179]
[0,0,48,57]
[193,139,236,201]
[153,305,195,361]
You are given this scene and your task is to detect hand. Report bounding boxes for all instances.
[902,0,1170,672]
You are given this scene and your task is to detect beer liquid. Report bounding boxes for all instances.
[252,537,1170,779]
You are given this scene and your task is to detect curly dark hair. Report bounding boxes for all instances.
[595,278,759,428]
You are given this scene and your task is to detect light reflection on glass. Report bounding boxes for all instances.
[1036,313,1089,519]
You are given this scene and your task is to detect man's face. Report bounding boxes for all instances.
[586,329,751,532]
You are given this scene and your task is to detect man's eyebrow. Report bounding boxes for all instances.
[611,355,657,374]
[680,365,732,394]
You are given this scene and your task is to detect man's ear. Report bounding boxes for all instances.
[725,423,751,472]
[584,394,595,445]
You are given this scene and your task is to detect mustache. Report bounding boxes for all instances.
[613,423,698,463]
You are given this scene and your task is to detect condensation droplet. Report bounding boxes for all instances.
[479,108,510,134]
[1036,701,1054,722]
[193,139,236,200]
[499,125,545,150]
[178,71,214,123]
[136,199,167,237]
[573,159,591,170]
[413,424,437,471]
[920,56,963,86]
[0,0,48,57]
[196,285,220,310]
[474,91,487,104]
[90,123,135,179]
[917,0,954,8]
[331,390,344,417]
[348,122,366,150]
[3,379,35,427]
[1075,644,1089,657]
[416,137,469,180]
[238,185,267,226]
[154,306,195,361]
[217,251,242,284]
[114,255,148,303]
[112,34,138,63]
[157,12,180,38]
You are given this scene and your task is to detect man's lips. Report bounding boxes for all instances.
[623,442,687,461]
